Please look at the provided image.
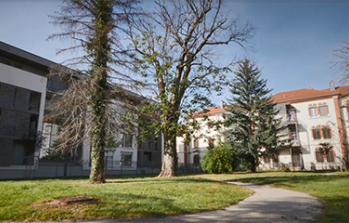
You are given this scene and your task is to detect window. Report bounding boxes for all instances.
[121,153,132,166]
[319,106,328,116]
[315,151,324,162]
[194,139,199,148]
[309,107,318,117]
[193,154,200,166]
[287,109,296,121]
[315,150,335,162]
[290,132,298,140]
[327,150,335,162]
[143,152,152,166]
[122,134,132,147]
[312,129,321,140]
[105,156,113,169]
[207,120,214,129]
[322,128,331,139]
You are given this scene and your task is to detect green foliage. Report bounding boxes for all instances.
[126,0,253,176]
[224,59,287,172]
[201,143,235,174]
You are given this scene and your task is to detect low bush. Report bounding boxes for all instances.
[201,142,235,173]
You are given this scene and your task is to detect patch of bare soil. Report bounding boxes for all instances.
[34,196,100,208]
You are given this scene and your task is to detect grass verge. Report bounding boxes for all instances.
[0,176,252,221]
[197,171,349,222]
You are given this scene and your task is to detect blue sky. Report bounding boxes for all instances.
[1,0,349,105]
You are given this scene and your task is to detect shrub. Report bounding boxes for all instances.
[201,143,235,173]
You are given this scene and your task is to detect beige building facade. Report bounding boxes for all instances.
[177,83,349,171]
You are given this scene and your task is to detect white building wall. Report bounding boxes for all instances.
[82,133,138,171]
[176,113,226,165]
[279,97,342,169]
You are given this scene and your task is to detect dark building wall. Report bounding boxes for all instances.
[0,82,41,166]
[137,133,162,168]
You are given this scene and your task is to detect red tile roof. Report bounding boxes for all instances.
[193,85,349,117]
[192,106,226,117]
[272,85,349,103]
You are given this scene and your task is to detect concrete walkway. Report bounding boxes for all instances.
[109,182,323,223]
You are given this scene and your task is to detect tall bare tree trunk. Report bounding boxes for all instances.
[89,75,107,183]
[88,0,111,183]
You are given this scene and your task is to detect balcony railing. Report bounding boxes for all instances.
[286,117,297,124]
[289,139,301,147]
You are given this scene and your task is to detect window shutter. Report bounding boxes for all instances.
[319,106,328,116]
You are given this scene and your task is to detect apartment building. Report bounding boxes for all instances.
[0,42,162,179]
[178,82,349,171]
[0,41,49,170]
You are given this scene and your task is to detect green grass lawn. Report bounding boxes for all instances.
[0,176,252,221]
[196,171,349,222]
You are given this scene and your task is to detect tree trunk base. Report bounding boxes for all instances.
[158,170,177,177]
[158,153,177,177]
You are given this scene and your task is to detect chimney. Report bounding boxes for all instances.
[330,80,335,91]
[220,100,225,109]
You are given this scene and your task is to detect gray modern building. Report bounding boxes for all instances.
[0,41,162,179]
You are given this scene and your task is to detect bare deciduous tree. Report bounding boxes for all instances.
[334,41,349,84]
[47,0,140,183]
[126,0,253,177]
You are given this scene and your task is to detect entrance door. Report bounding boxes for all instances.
[291,149,301,167]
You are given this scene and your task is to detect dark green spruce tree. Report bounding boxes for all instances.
[224,59,286,172]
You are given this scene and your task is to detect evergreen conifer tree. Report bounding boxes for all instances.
[224,59,285,172]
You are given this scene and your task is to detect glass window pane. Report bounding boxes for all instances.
[327,151,334,162]
[313,129,321,139]
[310,107,318,117]
[316,151,324,162]
[323,128,331,139]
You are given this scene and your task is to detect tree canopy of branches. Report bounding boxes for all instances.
[334,41,349,84]
[224,59,286,172]
[126,0,253,177]
[48,0,140,183]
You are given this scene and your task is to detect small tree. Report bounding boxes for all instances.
[224,59,285,172]
[201,142,235,174]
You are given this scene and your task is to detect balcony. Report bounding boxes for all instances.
[286,117,297,125]
[290,139,301,147]
[289,132,300,147]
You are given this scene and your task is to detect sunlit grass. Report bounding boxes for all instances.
[197,171,349,222]
[0,176,252,221]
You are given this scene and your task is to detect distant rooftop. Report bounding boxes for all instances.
[193,83,349,117]
[272,85,349,103]
[0,41,56,74]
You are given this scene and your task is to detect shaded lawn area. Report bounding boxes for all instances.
[0,176,252,221]
[197,171,349,222]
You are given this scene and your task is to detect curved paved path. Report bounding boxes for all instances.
[51,182,323,223]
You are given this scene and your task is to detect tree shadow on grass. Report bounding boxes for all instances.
[105,177,223,185]
[27,192,191,221]
[224,174,349,186]
[110,197,322,222]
